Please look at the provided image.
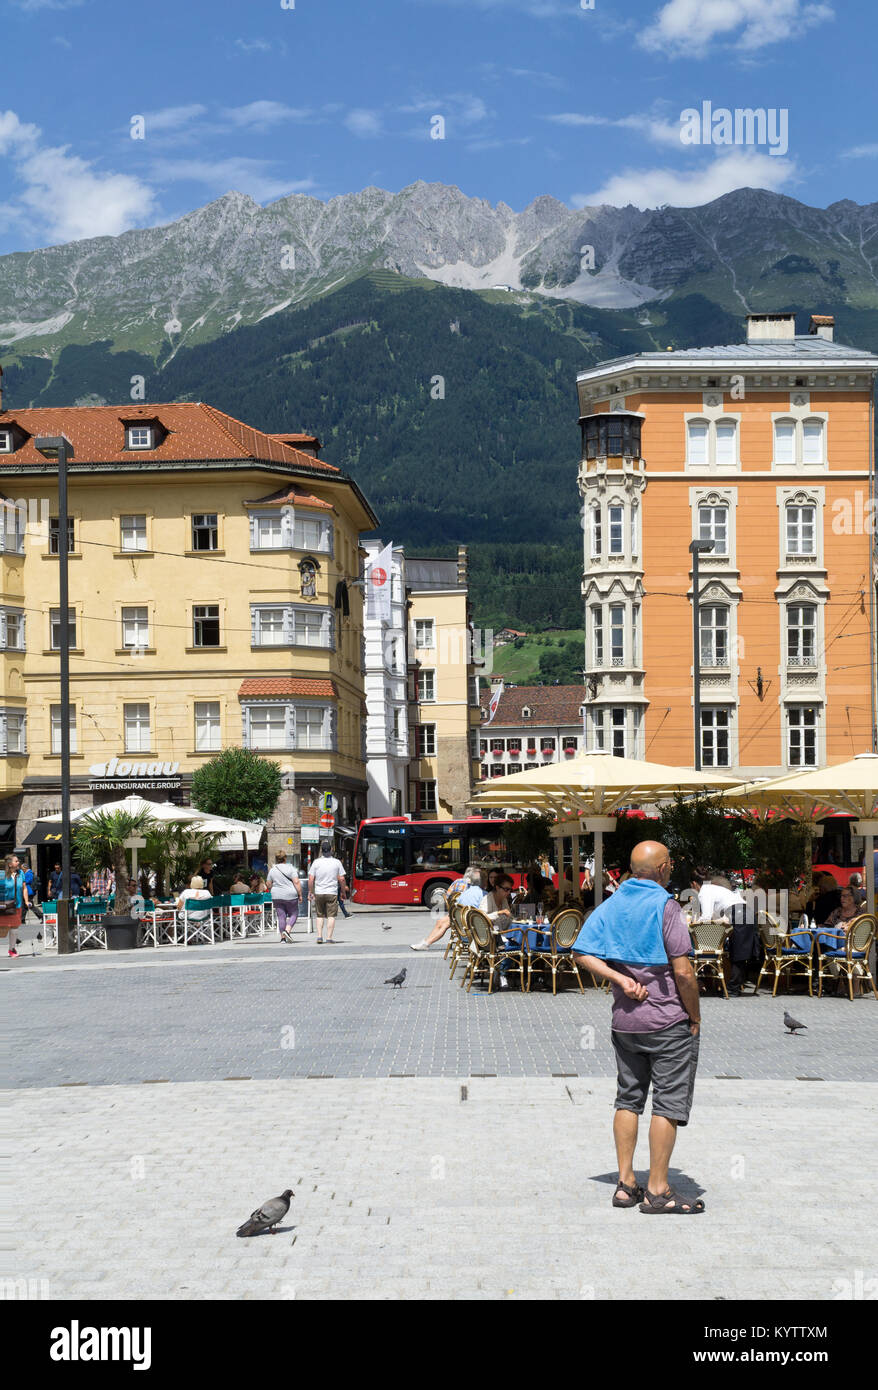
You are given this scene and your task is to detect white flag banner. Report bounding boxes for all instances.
[486,680,504,724]
[366,542,393,622]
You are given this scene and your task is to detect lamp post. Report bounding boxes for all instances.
[689,539,715,771]
[35,435,74,953]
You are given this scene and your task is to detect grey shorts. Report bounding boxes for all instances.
[612,1019,700,1126]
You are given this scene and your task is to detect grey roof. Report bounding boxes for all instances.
[578,335,878,380]
[406,557,464,591]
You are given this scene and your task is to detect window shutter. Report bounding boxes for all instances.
[248,513,258,548]
[0,712,6,755]
[250,607,259,644]
[327,706,337,752]
[281,507,294,548]
[283,606,294,645]
[241,705,250,747]
[285,704,296,749]
[324,610,334,650]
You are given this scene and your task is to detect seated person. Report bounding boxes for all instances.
[822,885,866,997]
[809,872,842,925]
[249,872,267,894]
[229,870,251,895]
[689,870,744,921]
[175,875,212,922]
[410,866,483,951]
[481,873,514,926]
[847,873,867,908]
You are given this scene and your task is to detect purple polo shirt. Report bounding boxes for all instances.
[606,899,693,1033]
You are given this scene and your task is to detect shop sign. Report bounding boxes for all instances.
[88,756,182,792]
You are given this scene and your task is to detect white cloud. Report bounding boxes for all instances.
[10,0,85,10]
[546,111,682,148]
[843,143,878,159]
[223,100,311,129]
[150,156,315,203]
[398,93,492,129]
[0,109,156,244]
[423,0,577,14]
[345,109,384,139]
[234,38,281,55]
[573,150,797,208]
[640,0,834,57]
[141,104,208,133]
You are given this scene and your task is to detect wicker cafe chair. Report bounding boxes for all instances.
[448,902,471,980]
[755,913,813,997]
[526,908,585,995]
[815,913,878,1000]
[690,920,732,999]
[463,908,526,994]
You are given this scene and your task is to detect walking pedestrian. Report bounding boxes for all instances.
[268,852,302,943]
[308,840,347,943]
[2,853,30,957]
[23,860,44,923]
[573,841,705,1214]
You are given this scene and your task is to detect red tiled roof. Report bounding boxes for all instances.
[243,484,334,512]
[479,684,588,728]
[239,678,336,699]
[0,400,339,473]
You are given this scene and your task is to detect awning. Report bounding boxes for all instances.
[333,824,358,838]
[22,824,67,846]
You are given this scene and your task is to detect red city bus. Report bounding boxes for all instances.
[351,816,526,908]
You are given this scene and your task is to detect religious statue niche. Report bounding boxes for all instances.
[298,556,319,598]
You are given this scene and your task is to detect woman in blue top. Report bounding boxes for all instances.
[3,853,30,957]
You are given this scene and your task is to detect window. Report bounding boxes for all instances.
[49,517,75,554]
[417,669,435,702]
[191,514,218,551]
[591,606,604,666]
[774,420,796,467]
[687,420,709,467]
[418,723,437,756]
[715,421,737,467]
[416,781,437,813]
[50,607,76,650]
[252,513,284,549]
[631,605,639,666]
[0,610,24,650]
[121,606,149,649]
[1,710,26,754]
[120,515,148,551]
[589,505,602,559]
[562,737,578,751]
[1,504,25,553]
[480,739,488,755]
[521,706,532,719]
[700,606,729,667]
[50,704,77,755]
[590,708,605,750]
[489,763,504,778]
[193,604,221,647]
[582,414,642,459]
[698,506,728,556]
[415,619,435,649]
[610,605,625,665]
[390,789,403,815]
[294,516,329,552]
[786,505,816,556]
[292,609,326,647]
[802,419,824,465]
[0,429,13,453]
[295,706,326,749]
[611,708,626,757]
[630,506,639,557]
[507,763,522,775]
[700,709,730,767]
[469,675,480,707]
[253,607,286,646]
[393,708,402,742]
[195,702,221,752]
[124,703,150,753]
[787,605,816,666]
[126,426,153,450]
[788,706,818,766]
[249,705,287,750]
[608,505,624,555]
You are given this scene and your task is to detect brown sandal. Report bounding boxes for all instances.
[612,1179,644,1208]
[640,1187,705,1214]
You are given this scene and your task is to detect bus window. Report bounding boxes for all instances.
[409,829,463,872]
[355,827,406,880]
[466,830,522,871]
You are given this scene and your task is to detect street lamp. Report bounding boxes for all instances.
[689,539,715,771]
[35,435,74,953]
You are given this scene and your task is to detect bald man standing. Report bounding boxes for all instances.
[573,840,705,1214]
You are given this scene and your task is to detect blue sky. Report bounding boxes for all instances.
[0,0,875,252]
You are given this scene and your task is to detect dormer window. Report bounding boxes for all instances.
[521,706,532,719]
[0,429,14,454]
[126,426,153,450]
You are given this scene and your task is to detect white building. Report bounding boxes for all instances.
[362,540,409,816]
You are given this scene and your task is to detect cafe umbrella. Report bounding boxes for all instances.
[470,751,740,902]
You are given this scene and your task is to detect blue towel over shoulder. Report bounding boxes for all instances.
[573,877,669,965]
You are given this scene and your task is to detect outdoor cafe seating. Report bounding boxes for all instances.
[41,892,276,950]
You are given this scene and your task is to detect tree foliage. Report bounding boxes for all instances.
[190,747,282,823]
[71,807,154,916]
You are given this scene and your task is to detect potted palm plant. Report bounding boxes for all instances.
[72,807,155,950]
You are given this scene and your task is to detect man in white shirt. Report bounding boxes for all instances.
[691,872,743,922]
[690,872,754,997]
[308,841,347,943]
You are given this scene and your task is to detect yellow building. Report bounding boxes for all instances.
[405,550,480,817]
[0,396,378,862]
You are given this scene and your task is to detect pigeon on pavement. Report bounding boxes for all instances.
[236,1189,294,1237]
[382,923,392,931]
[783,1011,807,1034]
[385,967,407,988]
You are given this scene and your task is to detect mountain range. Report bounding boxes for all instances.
[2,183,876,629]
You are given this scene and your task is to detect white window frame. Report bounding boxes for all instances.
[609,604,625,666]
[685,415,740,471]
[418,669,436,702]
[700,605,729,668]
[608,504,624,555]
[417,780,437,813]
[787,705,819,768]
[772,414,828,469]
[124,702,151,754]
[51,704,78,755]
[126,426,153,450]
[419,722,437,757]
[50,607,77,650]
[192,604,221,648]
[242,701,335,752]
[194,701,221,752]
[0,608,25,651]
[698,504,728,556]
[49,516,75,555]
[120,514,148,552]
[786,603,817,667]
[191,513,219,552]
[589,504,602,560]
[414,618,435,650]
[0,429,13,454]
[591,605,604,667]
[700,707,731,769]
[785,503,816,557]
[0,708,26,755]
[121,606,149,649]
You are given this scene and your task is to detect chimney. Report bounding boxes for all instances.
[809,314,835,342]
[746,313,796,343]
[457,544,468,587]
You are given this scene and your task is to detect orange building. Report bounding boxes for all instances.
[577,313,878,776]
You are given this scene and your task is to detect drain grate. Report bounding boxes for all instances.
[224,1076,251,1081]
[715,1074,742,1079]
[796,1076,824,1081]
[141,1079,170,1084]
[307,1074,334,1079]
[460,1085,468,1102]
